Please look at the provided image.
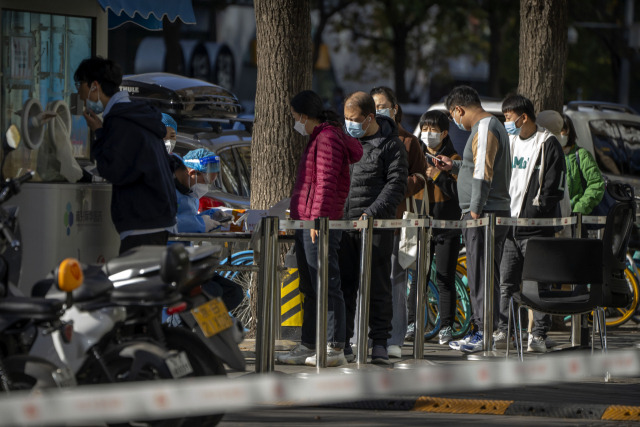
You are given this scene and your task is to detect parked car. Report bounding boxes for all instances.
[120,72,252,209]
[564,101,640,196]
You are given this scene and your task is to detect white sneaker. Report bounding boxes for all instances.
[449,331,474,350]
[493,330,514,349]
[527,335,547,353]
[304,346,347,367]
[438,326,453,345]
[387,345,402,358]
[276,344,315,365]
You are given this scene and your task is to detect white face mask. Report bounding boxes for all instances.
[421,132,442,149]
[191,183,209,199]
[164,139,176,153]
[558,134,568,147]
[294,118,308,136]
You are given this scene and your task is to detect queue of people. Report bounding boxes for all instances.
[75,55,602,365]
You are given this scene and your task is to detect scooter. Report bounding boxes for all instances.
[104,244,246,373]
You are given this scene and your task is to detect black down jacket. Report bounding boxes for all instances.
[343,115,408,220]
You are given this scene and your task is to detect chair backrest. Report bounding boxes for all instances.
[522,237,603,285]
[601,184,636,307]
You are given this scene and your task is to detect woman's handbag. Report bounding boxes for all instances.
[398,174,428,269]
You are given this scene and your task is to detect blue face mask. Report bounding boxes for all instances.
[504,115,523,136]
[86,86,104,114]
[345,117,370,139]
[377,108,392,118]
[451,107,466,131]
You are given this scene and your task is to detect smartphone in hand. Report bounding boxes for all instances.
[425,152,445,167]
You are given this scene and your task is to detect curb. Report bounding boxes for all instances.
[325,396,640,421]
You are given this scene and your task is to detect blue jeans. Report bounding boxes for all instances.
[296,228,345,349]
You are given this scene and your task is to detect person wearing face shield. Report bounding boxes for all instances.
[369,86,427,359]
[537,111,604,237]
[167,149,242,313]
[161,113,178,153]
[173,148,224,233]
[74,56,177,255]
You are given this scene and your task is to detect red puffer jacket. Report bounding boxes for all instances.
[290,122,363,220]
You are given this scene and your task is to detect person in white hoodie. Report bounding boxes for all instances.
[493,95,567,353]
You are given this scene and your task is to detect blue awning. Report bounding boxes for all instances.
[98,0,196,31]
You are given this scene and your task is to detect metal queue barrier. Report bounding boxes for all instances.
[172,212,607,373]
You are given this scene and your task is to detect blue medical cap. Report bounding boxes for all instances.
[161,113,177,132]
[183,148,220,173]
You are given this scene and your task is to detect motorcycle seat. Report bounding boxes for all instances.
[0,296,63,320]
[110,278,181,306]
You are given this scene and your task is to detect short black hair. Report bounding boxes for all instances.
[419,110,449,133]
[444,85,481,111]
[345,91,376,117]
[562,113,577,147]
[370,86,398,108]
[501,94,536,122]
[74,56,123,97]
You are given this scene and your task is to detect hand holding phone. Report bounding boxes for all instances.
[425,152,445,166]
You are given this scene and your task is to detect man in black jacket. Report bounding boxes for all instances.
[75,57,177,254]
[340,91,408,364]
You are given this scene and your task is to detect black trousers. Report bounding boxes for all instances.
[339,230,394,347]
[119,231,169,255]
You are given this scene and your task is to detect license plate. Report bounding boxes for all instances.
[166,351,193,379]
[191,298,233,338]
[51,367,76,387]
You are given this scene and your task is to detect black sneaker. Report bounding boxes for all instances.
[371,345,392,365]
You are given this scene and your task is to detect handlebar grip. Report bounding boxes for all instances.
[15,171,35,185]
[1,225,20,250]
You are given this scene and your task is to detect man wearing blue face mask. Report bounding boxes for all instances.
[339,91,408,364]
[74,56,177,254]
[433,85,511,353]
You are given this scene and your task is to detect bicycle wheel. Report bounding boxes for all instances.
[451,276,472,338]
[600,266,639,328]
[423,281,440,340]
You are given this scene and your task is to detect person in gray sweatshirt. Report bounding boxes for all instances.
[433,85,511,353]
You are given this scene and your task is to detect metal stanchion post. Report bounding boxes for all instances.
[270,217,280,356]
[571,213,582,347]
[397,216,433,370]
[255,217,276,373]
[316,217,330,369]
[413,217,429,359]
[468,212,498,360]
[356,216,374,366]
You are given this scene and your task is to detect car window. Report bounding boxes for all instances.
[589,120,640,177]
[234,145,252,197]
[218,148,242,196]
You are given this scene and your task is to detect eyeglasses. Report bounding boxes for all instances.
[74,81,83,90]
[448,106,459,122]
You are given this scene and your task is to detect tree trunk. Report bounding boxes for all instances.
[393,26,409,103]
[517,0,568,112]
[250,0,312,334]
[487,4,503,98]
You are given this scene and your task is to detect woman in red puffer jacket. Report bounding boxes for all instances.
[278,90,363,367]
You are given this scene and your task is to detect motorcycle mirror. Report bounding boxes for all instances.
[5,124,20,150]
[161,244,189,285]
[56,258,84,292]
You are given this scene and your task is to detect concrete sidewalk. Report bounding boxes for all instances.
[233,322,640,422]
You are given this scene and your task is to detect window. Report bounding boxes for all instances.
[1,10,92,179]
[234,145,251,197]
[589,120,640,177]
[218,148,242,196]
